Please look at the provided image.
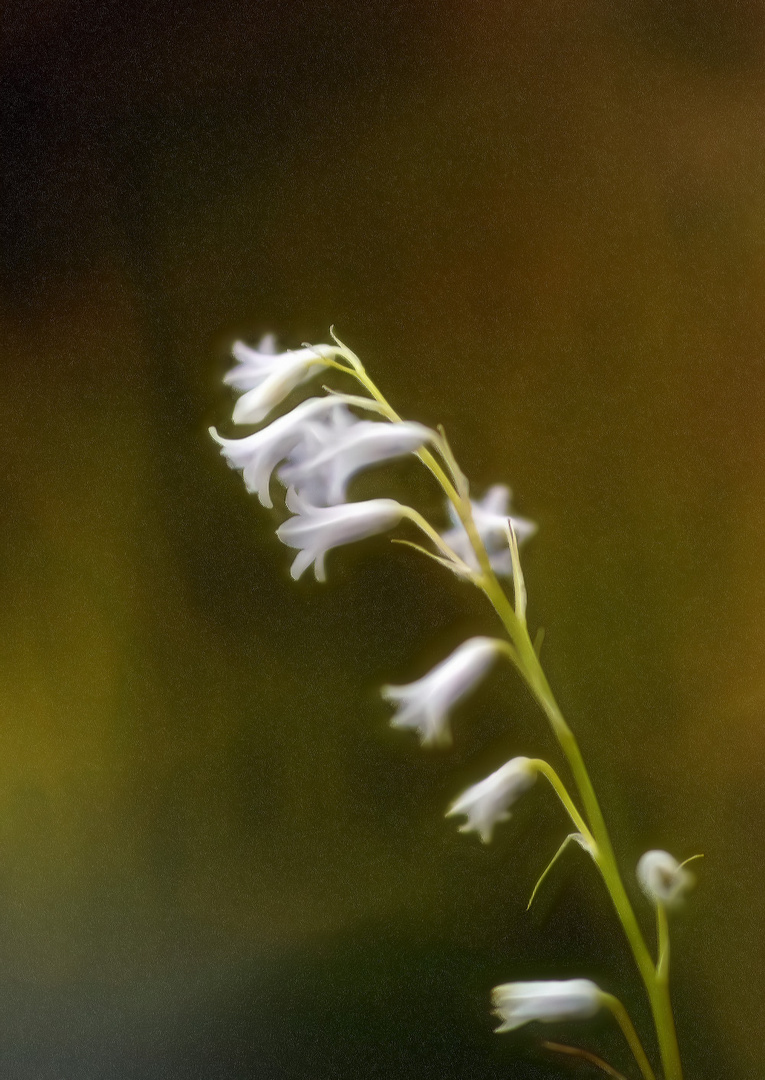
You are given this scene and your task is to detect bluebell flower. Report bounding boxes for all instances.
[276,488,404,581]
[492,979,603,1032]
[382,637,502,747]
[446,757,538,842]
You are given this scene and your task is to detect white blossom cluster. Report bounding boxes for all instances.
[211,335,536,585]
[210,334,697,1061]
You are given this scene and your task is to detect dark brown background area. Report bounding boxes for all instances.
[1,1,763,1077]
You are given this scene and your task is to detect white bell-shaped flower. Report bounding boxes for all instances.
[382,637,501,747]
[492,979,604,1033]
[441,485,536,577]
[280,420,434,506]
[446,757,538,843]
[226,341,340,425]
[209,397,356,508]
[276,488,404,581]
[637,850,695,909]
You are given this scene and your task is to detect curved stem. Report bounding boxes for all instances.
[344,357,684,1080]
[330,345,504,591]
[528,758,594,844]
[657,903,670,983]
[541,1040,629,1080]
[602,994,657,1080]
[332,348,465,505]
[651,902,681,1079]
[506,618,683,1080]
[399,507,472,574]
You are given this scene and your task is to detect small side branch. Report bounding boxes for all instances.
[541,1041,629,1080]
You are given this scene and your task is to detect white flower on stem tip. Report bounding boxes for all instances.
[225,340,340,425]
[382,637,502,748]
[276,488,404,582]
[492,979,604,1033]
[441,485,536,577]
[279,420,434,506]
[637,850,695,909]
[209,397,357,509]
[446,757,538,843]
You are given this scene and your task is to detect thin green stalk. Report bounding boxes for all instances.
[528,758,594,843]
[487,587,683,1080]
[602,994,658,1080]
[338,355,684,1080]
[447,482,682,1080]
[651,903,681,1080]
[399,507,472,573]
[657,904,670,983]
[330,346,466,509]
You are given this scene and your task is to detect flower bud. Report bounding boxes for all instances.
[636,850,695,909]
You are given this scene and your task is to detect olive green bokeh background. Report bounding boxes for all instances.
[2,2,764,1076]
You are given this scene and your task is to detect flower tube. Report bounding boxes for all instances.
[276,488,404,581]
[492,979,604,1032]
[381,637,502,747]
[446,757,538,843]
[210,397,357,508]
[280,419,434,506]
[226,341,341,425]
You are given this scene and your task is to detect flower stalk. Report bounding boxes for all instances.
[601,994,658,1080]
[328,346,685,1080]
[212,332,696,1080]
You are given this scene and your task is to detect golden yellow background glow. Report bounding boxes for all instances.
[1,3,763,1076]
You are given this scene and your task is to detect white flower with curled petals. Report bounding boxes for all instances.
[382,637,502,747]
[209,397,357,508]
[492,979,604,1033]
[637,850,695,909]
[276,488,404,581]
[226,341,341,425]
[446,757,538,843]
[441,485,536,577]
[280,420,434,506]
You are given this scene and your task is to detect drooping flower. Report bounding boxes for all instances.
[446,757,538,843]
[225,341,341,425]
[209,397,357,508]
[280,419,434,506]
[381,637,502,747]
[636,850,695,909]
[276,488,404,581]
[492,979,604,1033]
[440,485,536,577]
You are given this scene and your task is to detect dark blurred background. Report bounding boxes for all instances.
[1,1,764,1076]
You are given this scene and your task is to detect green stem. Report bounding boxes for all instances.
[652,903,680,1079]
[399,507,472,573]
[602,994,657,1080]
[338,354,684,1080]
[485,579,683,1080]
[528,758,594,843]
[657,904,670,982]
